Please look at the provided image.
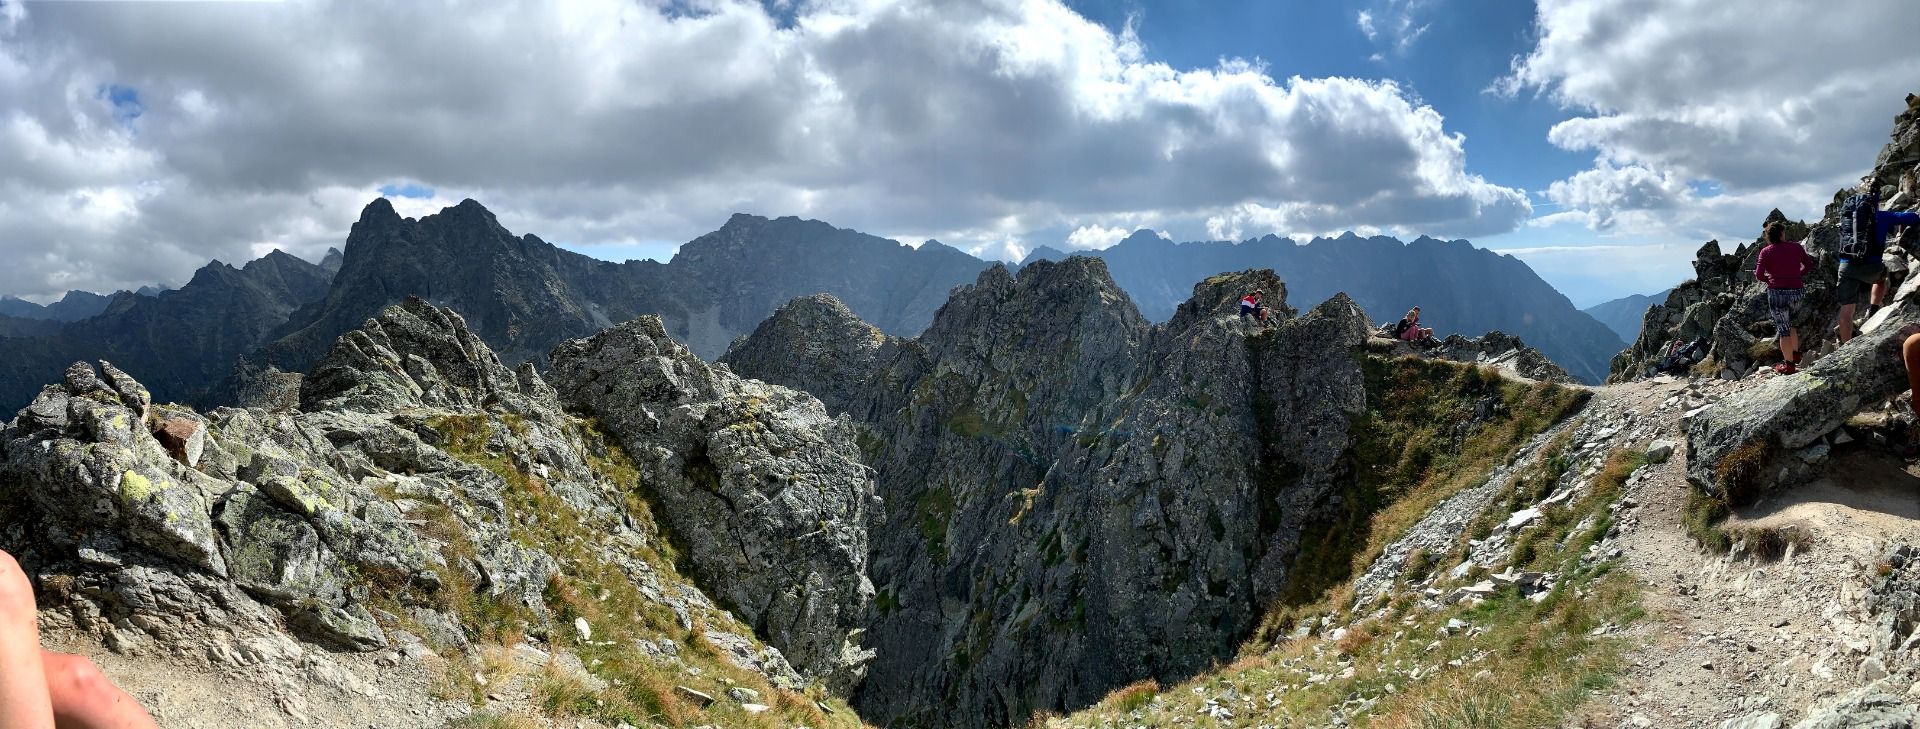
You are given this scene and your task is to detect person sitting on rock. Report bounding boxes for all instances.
[0,549,160,729]
[1835,175,1920,343]
[1755,220,1817,374]
[1397,306,1436,345]
[1238,290,1269,323]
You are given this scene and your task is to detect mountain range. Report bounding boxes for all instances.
[1021,231,1625,383]
[0,200,1628,413]
[1583,289,1671,344]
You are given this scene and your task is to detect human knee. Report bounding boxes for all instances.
[44,653,110,705]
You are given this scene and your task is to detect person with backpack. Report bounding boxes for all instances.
[1835,175,1920,343]
[1754,220,1818,373]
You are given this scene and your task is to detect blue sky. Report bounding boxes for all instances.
[4,0,1915,308]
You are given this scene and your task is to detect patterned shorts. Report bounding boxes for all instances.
[1767,287,1804,336]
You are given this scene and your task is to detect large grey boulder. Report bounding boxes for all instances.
[548,315,878,694]
[4,362,229,578]
[1685,306,1920,499]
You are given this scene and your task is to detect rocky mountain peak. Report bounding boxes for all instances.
[719,294,887,415]
[1167,268,1294,331]
[300,296,559,415]
[317,247,345,275]
[354,196,402,227]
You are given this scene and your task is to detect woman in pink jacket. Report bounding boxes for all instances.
[1754,221,1817,374]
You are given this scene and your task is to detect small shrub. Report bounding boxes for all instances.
[1714,439,1774,505]
[1104,679,1161,713]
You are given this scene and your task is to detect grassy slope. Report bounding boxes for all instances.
[406,414,865,729]
[1050,357,1647,728]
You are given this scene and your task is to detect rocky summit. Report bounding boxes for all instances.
[0,296,874,727]
[724,259,1553,727]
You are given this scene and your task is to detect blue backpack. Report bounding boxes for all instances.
[1839,193,1880,259]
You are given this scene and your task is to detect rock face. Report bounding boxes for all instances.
[1020,230,1622,383]
[0,298,866,701]
[1686,101,1920,498]
[546,315,879,693]
[725,261,1378,728]
[1868,545,1919,663]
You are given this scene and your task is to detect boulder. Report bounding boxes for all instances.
[1686,312,1920,499]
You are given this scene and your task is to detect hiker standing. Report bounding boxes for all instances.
[1755,221,1817,374]
[1835,175,1920,343]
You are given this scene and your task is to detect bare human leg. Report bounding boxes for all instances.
[1839,303,1858,343]
[41,652,158,729]
[0,550,54,729]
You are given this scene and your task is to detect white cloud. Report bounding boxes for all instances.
[1502,0,1920,243]
[1064,223,1130,250]
[0,0,1525,299]
[1356,0,1435,57]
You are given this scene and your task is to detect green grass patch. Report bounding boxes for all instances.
[1060,444,1646,729]
[417,414,866,729]
[1257,356,1587,639]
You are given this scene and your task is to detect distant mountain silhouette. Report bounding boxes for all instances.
[1021,230,1624,382]
[0,290,116,322]
[0,199,1631,411]
[0,251,335,411]
[241,200,989,387]
[1583,289,1671,344]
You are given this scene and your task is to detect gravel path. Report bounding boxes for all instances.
[1578,375,1920,728]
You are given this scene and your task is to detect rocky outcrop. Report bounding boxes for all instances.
[1610,218,1836,383]
[301,295,559,415]
[1686,99,1920,498]
[719,294,890,415]
[727,261,1380,728]
[0,298,864,710]
[547,315,878,694]
[1788,682,1919,729]
[1366,330,1580,384]
[1022,230,1622,383]
[1868,544,1919,664]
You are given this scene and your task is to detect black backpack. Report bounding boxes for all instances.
[1390,318,1411,337]
[1839,193,1880,259]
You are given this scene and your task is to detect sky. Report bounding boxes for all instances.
[0,0,1915,308]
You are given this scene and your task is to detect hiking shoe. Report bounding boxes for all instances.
[1772,361,1797,375]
